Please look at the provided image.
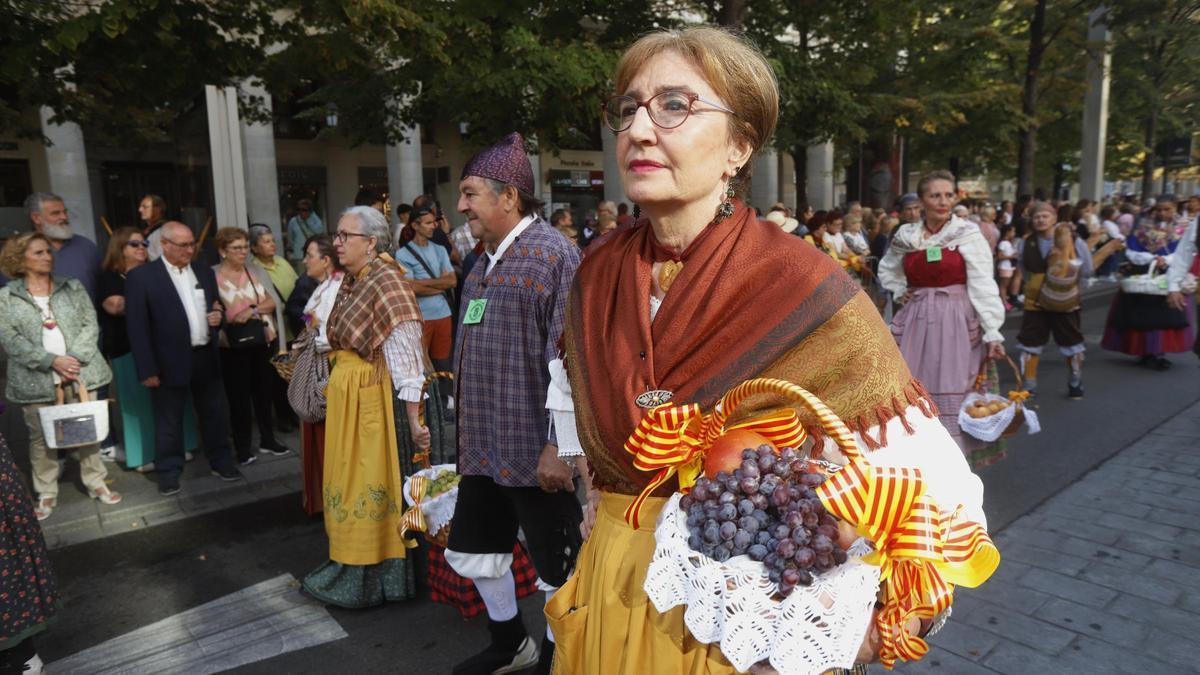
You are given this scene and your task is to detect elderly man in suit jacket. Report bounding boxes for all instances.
[125,221,241,495]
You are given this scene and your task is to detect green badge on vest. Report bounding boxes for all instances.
[464,298,487,325]
[926,246,943,263]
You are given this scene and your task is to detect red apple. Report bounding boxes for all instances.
[703,429,775,478]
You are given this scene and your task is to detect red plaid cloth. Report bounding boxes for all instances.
[427,543,540,618]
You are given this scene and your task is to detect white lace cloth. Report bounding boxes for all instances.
[645,493,880,675]
[957,392,1040,443]
[401,464,459,536]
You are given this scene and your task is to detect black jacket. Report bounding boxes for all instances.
[125,258,223,386]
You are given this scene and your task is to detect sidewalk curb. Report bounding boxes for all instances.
[41,457,303,550]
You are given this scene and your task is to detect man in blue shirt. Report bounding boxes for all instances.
[395,205,457,375]
[26,192,100,301]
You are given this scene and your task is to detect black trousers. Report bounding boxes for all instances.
[446,474,583,588]
[220,345,277,460]
[151,346,235,484]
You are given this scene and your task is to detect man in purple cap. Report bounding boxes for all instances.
[445,132,582,674]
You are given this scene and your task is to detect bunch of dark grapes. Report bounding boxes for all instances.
[680,445,850,597]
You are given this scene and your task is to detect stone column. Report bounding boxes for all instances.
[750,148,779,208]
[39,107,97,241]
[806,142,835,210]
[1080,5,1111,201]
[601,120,624,204]
[204,85,248,230]
[779,153,797,209]
[239,80,281,239]
[386,122,424,213]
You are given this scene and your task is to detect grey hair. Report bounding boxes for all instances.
[482,179,545,218]
[24,192,64,217]
[341,205,391,253]
[247,224,273,248]
[980,204,997,220]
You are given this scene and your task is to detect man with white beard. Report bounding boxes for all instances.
[25,192,100,302]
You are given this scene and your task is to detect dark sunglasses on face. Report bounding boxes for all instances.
[127,240,149,248]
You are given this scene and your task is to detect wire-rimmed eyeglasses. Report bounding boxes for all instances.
[602,90,736,133]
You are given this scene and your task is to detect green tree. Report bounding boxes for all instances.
[1,0,285,146]
[1107,1,1200,197]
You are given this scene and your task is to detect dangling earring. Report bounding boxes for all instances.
[715,172,738,222]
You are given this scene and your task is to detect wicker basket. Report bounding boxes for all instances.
[971,355,1026,439]
[270,351,295,383]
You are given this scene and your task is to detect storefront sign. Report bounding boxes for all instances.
[278,166,327,184]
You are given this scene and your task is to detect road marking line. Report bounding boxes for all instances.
[48,573,346,674]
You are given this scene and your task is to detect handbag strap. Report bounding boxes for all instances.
[56,378,91,404]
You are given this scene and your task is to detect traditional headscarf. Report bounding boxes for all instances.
[326,254,421,361]
[461,132,535,196]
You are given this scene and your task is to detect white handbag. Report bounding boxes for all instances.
[1119,260,1170,296]
[37,380,109,450]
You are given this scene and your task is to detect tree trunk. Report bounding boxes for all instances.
[1016,0,1048,198]
[720,0,747,28]
[793,148,809,206]
[1140,106,1159,200]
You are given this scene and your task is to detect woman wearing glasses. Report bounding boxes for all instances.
[99,227,198,472]
[213,228,291,466]
[0,232,121,521]
[544,27,989,673]
[300,206,429,609]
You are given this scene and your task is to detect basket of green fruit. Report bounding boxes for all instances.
[400,464,463,547]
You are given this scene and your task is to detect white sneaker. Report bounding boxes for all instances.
[494,637,539,674]
[99,443,119,462]
[23,652,43,674]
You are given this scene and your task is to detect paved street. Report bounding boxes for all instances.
[13,285,1200,674]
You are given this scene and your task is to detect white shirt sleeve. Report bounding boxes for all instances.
[1167,219,1197,293]
[877,241,908,297]
[959,234,1006,343]
[1124,249,1157,265]
[546,358,583,458]
[382,320,426,402]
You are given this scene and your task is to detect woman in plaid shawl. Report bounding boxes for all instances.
[300,206,432,609]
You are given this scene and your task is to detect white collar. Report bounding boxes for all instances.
[486,214,536,267]
[166,260,191,274]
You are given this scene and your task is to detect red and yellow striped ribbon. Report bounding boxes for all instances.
[816,453,1000,668]
[397,475,428,549]
[622,403,706,529]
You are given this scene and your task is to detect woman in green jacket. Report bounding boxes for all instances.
[0,232,122,520]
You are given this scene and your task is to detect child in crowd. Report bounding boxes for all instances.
[997,225,1018,310]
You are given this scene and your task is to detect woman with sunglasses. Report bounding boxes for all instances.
[544,27,990,673]
[99,227,198,472]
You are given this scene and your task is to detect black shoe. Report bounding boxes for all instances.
[452,616,538,675]
[159,482,181,497]
[1137,354,1156,367]
[534,636,554,675]
[1153,356,1172,371]
[211,467,243,482]
[258,441,291,456]
[1068,383,1084,399]
[238,454,258,467]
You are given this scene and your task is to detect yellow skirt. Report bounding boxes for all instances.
[322,350,408,565]
[546,491,737,675]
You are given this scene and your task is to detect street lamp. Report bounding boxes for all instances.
[325,103,339,128]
